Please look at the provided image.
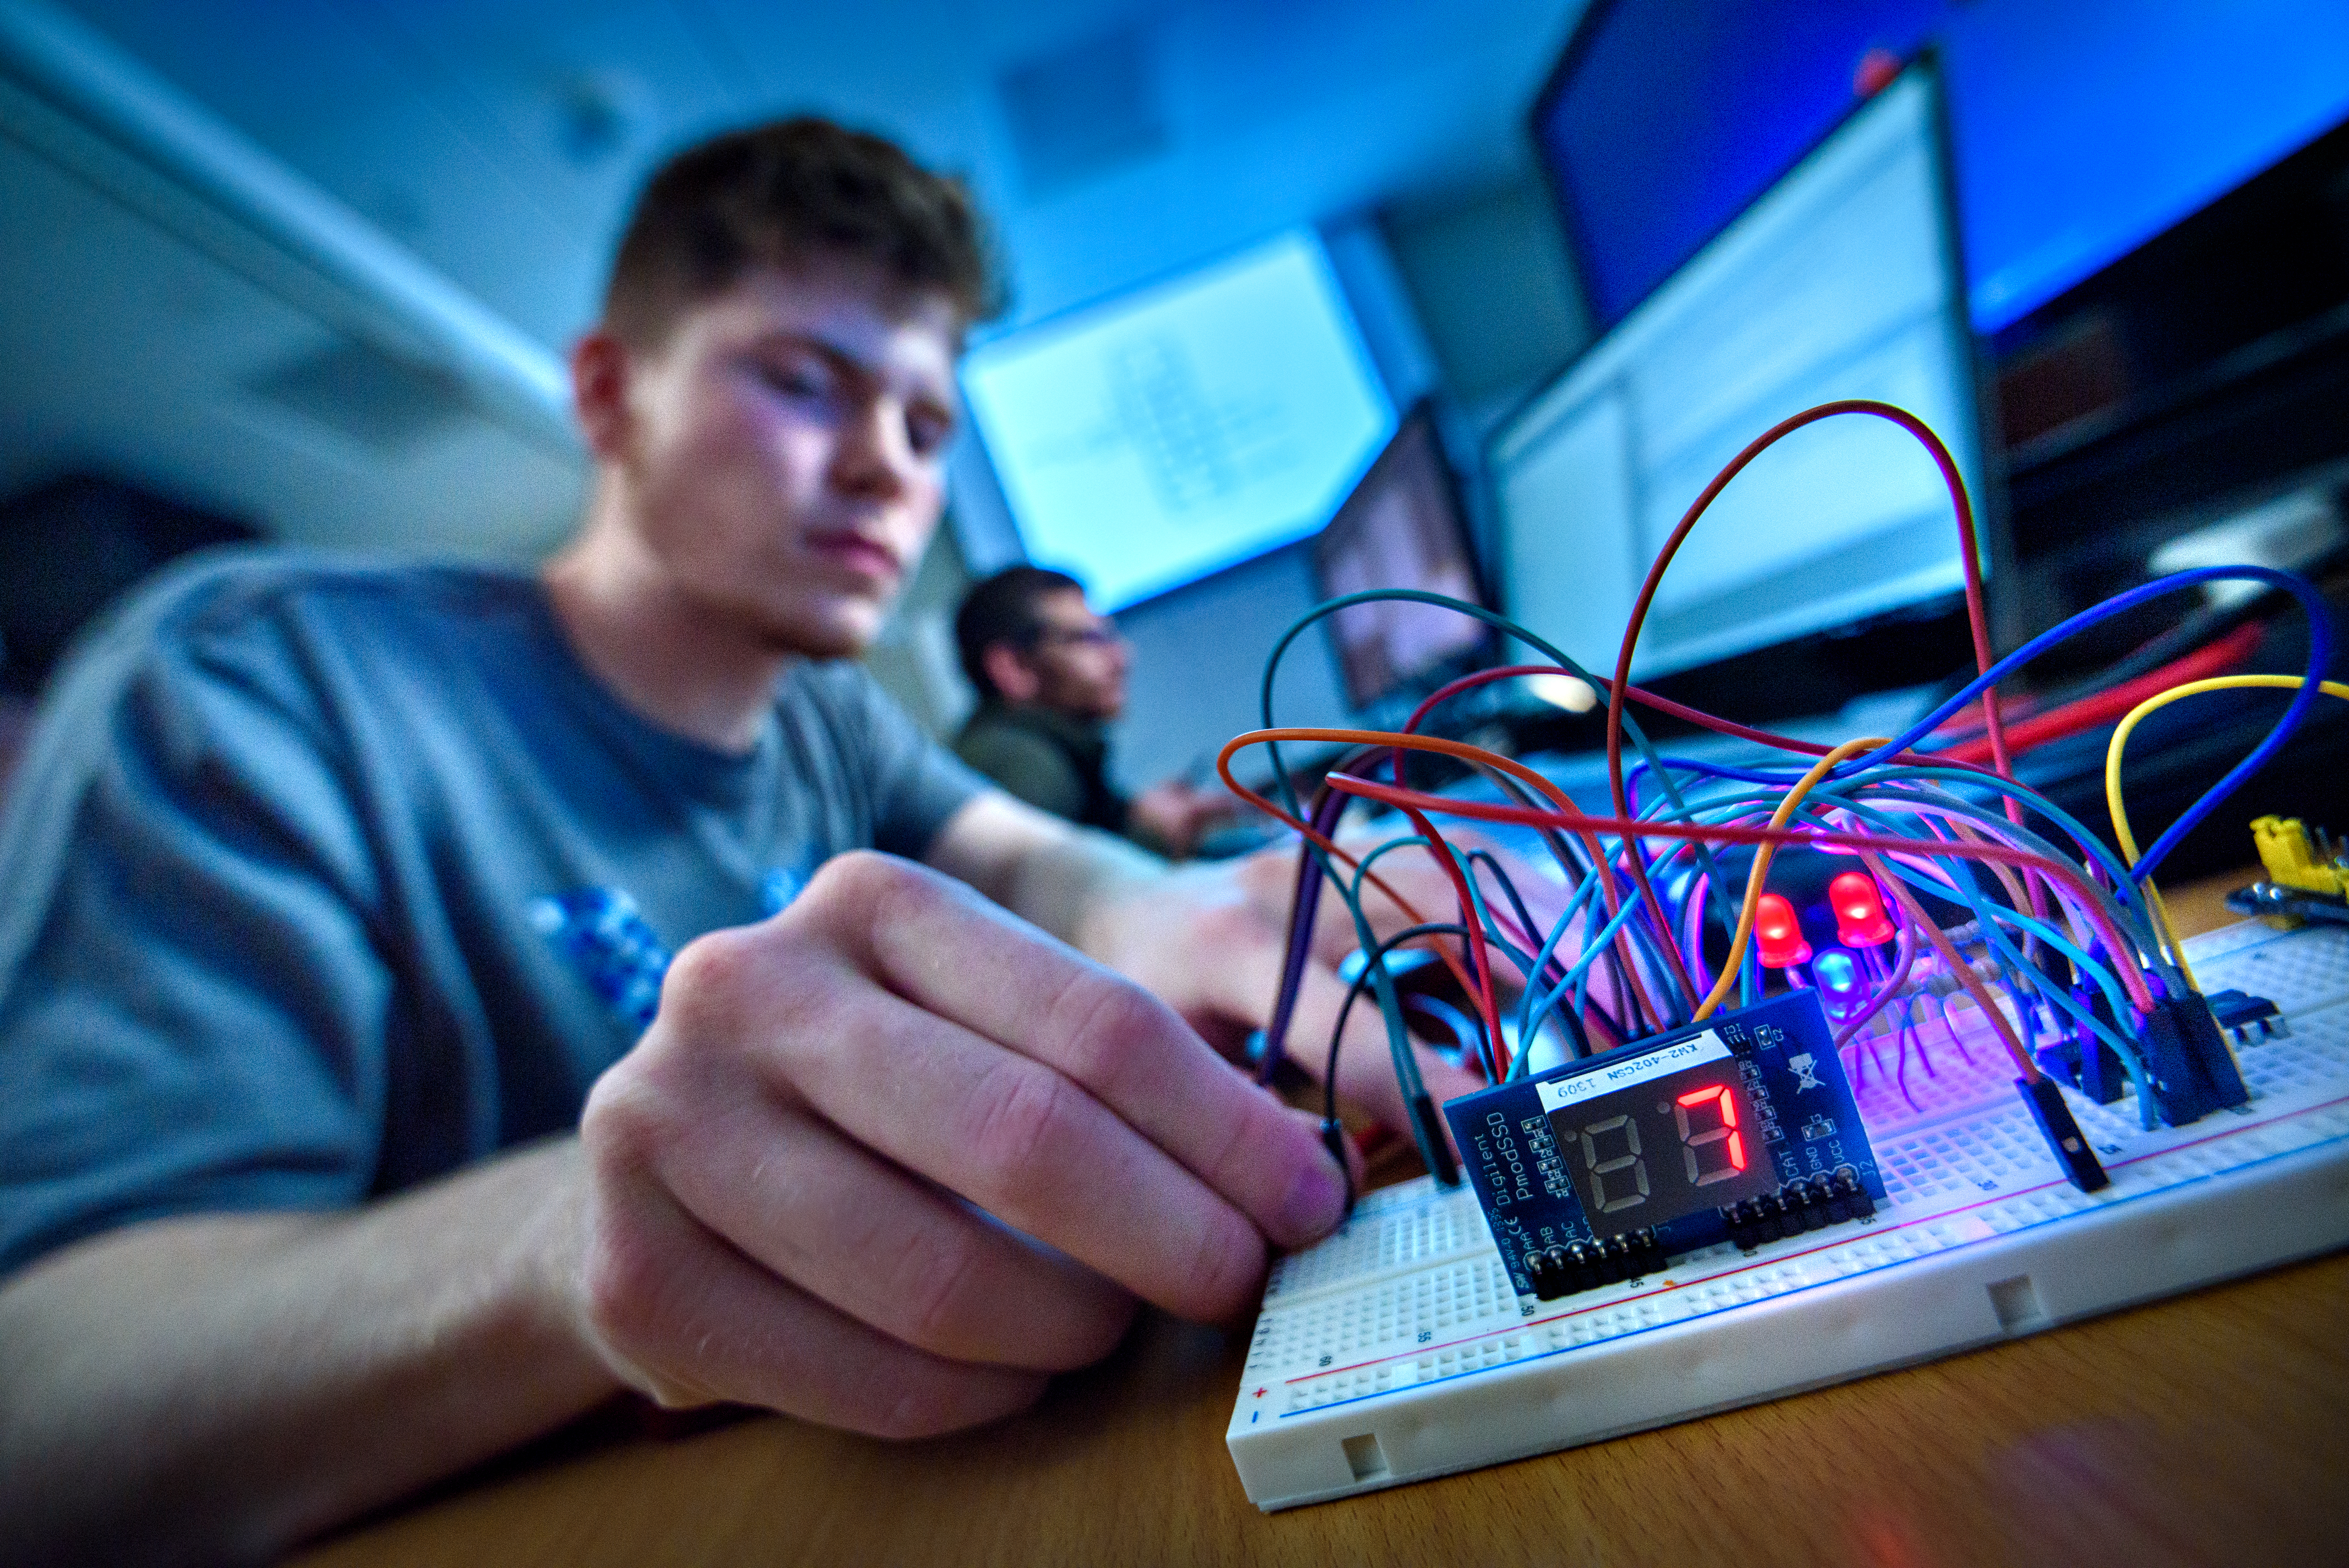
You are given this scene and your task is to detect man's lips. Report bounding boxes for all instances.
[804,531,901,582]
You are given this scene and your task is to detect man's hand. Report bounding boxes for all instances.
[1126,779,1238,860]
[1071,835,1496,1130]
[576,851,1352,1438]
[932,790,1507,1137]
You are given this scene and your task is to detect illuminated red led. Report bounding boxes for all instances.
[1755,892,1812,968]
[1727,1130,1746,1171]
[1829,871,1896,947]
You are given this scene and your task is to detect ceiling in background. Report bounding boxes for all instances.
[0,120,584,558]
[51,0,1584,340]
[4,0,1584,559]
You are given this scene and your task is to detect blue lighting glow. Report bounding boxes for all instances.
[1537,0,2349,334]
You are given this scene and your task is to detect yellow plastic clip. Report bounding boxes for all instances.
[2251,815,2346,896]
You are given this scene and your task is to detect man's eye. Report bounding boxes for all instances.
[760,363,829,399]
[906,413,953,457]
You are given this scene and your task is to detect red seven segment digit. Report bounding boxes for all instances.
[1674,1084,1746,1181]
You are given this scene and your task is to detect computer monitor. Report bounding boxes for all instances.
[958,230,1393,612]
[1533,0,2349,338]
[1310,405,1490,713]
[1491,62,1983,682]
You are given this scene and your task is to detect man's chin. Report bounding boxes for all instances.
[745,598,884,660]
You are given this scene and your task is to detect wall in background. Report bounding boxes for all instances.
[943,428,1024,579]
[861,522,978,740]
[1382,175,1589,427]
[1322,214,1442,406]
[1110,539,1350,789]
[0,4,587,562]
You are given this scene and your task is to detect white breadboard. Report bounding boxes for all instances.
[1227,920,2349,1510]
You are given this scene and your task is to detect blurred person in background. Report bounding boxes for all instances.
[952,565,1237,858]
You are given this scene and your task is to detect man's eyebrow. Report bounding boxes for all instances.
[749,329,957,414]
[749,329,875,379]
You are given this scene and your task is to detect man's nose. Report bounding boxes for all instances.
[831,400,912,499]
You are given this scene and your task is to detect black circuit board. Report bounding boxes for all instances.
[1441,990,1888,1298]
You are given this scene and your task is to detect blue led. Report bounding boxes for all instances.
[1812,948,1863,1020]
[1814,948,1860,995]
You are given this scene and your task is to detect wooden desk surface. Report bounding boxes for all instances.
[299,873,2349,1568]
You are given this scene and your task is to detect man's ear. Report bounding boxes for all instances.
[982,643,1043,704]
[570,330,635,461]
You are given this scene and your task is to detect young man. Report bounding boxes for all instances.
[0,120,1474,1561]
[952,565,1235,857]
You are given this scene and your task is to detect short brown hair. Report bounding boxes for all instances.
[602,117,1002,346]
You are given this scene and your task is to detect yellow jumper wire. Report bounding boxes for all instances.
[2105,675,2349,989]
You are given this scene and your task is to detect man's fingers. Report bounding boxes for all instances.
[1278,957,1488,1127]
[642,1085,1135,1372]
[801,855,1347,1258]
[1137,843,1490,1129]
[766,983,1292,1323]
[577,1140,1046,1440]
[1313,841,1461,960]
[1158,896,1454,1123]
[1307,831,1568,967]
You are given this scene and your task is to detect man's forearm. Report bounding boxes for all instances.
[0,1138,617,1567]
[926,791,1166,955]
[1010,827,1172,960]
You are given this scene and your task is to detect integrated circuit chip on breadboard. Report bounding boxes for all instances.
[1226,920,2349,1510]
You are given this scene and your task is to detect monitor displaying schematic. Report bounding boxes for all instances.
[1491,62,1986,680]
[1309,404,1490,712]
[960,231,1393,612]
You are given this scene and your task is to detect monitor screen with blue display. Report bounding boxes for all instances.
[1535,0,2349,336]
[959,232,1392,612]
[1493,64,1982,681]
[1310,404,1489,713]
